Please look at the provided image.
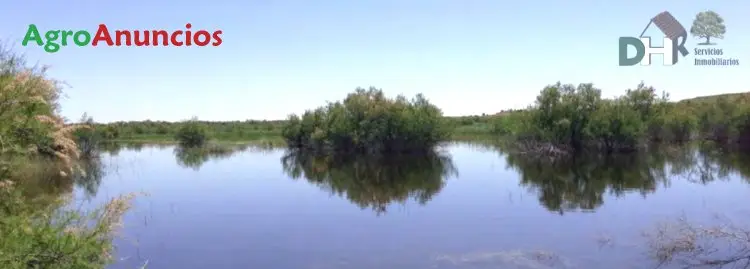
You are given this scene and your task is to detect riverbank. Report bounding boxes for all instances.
[106,135,286,146]
[88,115,498,147]
[99,130,498,147]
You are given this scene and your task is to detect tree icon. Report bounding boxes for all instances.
[689,11,726,46]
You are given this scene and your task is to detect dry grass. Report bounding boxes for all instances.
[645,216,750,268]
[1,45,137,269]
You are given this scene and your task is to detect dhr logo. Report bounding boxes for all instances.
[618,11,690,66]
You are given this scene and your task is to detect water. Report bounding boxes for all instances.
[68,142,750,269]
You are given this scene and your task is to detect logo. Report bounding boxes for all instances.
[21,24,223,53]
[618,10,740,66]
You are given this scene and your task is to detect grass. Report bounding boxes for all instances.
[680,92,750,103]
[111,126,498,146]
[109,134,286,146]
[451,122,495,137]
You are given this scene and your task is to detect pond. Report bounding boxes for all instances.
[69,141,750,269]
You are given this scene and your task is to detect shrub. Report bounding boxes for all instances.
[72,113,101,158]
[281,87,449,154]
[0,182,135,269]
[0,44,135,269]
[492,81,750,152]
[175,120,208,147]
[495,82,675,152]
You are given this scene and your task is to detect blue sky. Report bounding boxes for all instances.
[1,0,747,122]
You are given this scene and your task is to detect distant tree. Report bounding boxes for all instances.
[175,118,208,147]
[690,11,726,45]
[73,113,100,158]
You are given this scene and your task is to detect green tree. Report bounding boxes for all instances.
[690,11,726,45]
[281,87,449,154]
[175,118,208,147]
[72,113,101,158]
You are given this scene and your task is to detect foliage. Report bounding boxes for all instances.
[490,110,532,137]
[0,45,133,269]
[492,81,750,153]
[690,10,726,45]
[0,184,135,269]
[281,87,450,154]
[174,119,209,147]
[0,46,82,176]
[445,114,497,137]
[72,113,100,158]
[87,119,284,143]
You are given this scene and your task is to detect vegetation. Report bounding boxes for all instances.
[86,119,284,143]
[72,113,101,158]
[489,82,750,154]
[78,114,495,145]
[647,215,750,268]
[65,82,750,157]
[281,87,450,154]
[0,47,133,268]
[175,119,209,147]
[1,187,135,269]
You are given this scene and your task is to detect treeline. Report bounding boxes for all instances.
[76,82,750,156]
[490,82,750,153]
[86,119,285,141]
[84,115,491,143]
[281,87,450,154]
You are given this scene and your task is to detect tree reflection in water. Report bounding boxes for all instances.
[468,141,750,214]
[89,141,750,217]
[174,146,241,171]
[174,144,279,170]
[281,150,458,215]
[506,150,668,214]
[73,156,106,198]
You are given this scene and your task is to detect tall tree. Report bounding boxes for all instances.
[690,11,726,45]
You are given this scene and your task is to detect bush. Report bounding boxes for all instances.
[0,183,135,269]
[493,82,671,152]
[0,44,135,269]
[175,120,208,147]
[72,113,100,158]
[281,87,449,154]
[0,47,81,172]
[492,82,750,153]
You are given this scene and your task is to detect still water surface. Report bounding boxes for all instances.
[72,142,750,269]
